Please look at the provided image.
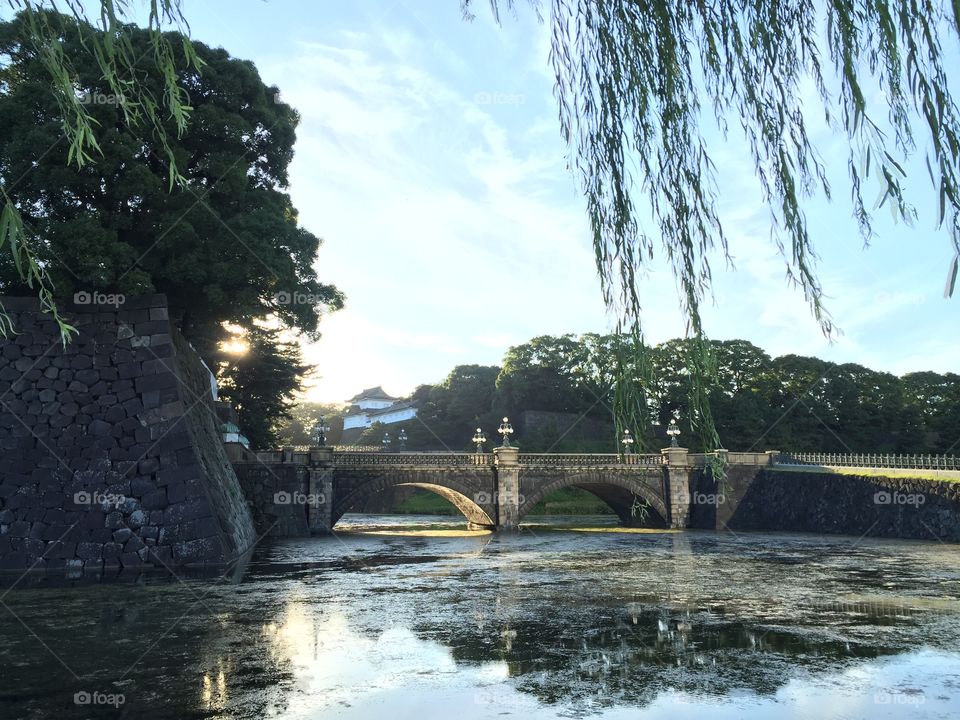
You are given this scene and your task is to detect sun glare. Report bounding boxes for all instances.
[220,339,250,355]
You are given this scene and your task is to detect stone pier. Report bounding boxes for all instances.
[493,446,521,530]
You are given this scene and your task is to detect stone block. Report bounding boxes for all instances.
[112,528,133,544]
[166,482,187,504]
[89,528,113,543]
[102,542,122,559]
[130,477,155,496]
[128,509,148,529]
[172,537,220,562]
[123,535,145,553]
[120,552,143,567]
[104,405,126,423]
[88,419,112,436]
[73,369,99,385]
[141,489,167,510]
[122,398,143,416]
[76,541,102,560]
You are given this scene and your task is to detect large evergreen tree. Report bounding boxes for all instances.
[216,326,311,451]
[0,11,343,440]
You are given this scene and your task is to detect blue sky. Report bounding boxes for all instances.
[69,2,960,401]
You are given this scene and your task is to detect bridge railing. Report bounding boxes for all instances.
[517,453,663,467]
[775,452,960,471]
[331,452,493,467]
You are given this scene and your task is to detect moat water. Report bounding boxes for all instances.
[2,515,959,719]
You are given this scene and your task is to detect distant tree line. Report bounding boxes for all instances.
[323,335,959,454]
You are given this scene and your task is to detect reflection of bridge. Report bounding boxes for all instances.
[233,447,777,534]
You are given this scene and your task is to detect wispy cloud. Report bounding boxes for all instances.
[200,2,959,402]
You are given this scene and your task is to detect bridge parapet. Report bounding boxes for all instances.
[775,452,960,471]
[518,453,662,468]
[331,452,493,467]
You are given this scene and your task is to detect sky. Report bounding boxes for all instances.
[70,2,960,403]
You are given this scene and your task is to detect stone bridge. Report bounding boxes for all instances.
[233,446,778,535]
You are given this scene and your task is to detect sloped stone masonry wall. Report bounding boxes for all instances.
[0,294,255,570]
[691,467,960,542]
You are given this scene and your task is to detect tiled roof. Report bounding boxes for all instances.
[348,385,397,402]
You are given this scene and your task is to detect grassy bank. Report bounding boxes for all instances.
[773,465,960,483]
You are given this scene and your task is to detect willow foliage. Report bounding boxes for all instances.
[0,0,198,343]
[467,0,960,451]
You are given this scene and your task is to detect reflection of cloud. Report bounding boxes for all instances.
[263,602,523,715]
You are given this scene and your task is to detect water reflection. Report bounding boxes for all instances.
[0,516,959,718]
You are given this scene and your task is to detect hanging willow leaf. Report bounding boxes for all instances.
[468,0,960,451]
[946,253,959,298]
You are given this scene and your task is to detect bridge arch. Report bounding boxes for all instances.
[517,469,669,527]
[332,469,497,529]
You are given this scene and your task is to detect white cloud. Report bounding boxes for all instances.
[243,7,957,404]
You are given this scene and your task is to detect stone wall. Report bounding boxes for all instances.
[233,463,311,537]
[691,467,960,542]
[0,294,255,570]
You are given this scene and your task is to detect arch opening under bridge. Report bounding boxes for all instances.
[516,470,670,528]
[331,470,498,529]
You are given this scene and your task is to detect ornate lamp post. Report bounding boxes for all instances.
[398,428,408,451]
[382,432,391,450]
[622,428,634,456]
[313,417,331,447]
[667,418,681,448]
[498,417,514,447]
[472,427,487,454]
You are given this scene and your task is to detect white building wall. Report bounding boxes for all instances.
[370,407,418,425]
[343,413,370,430]
[343,406,417,430]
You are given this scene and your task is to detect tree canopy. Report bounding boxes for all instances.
[0,10,343,446]
[376,334,959,454]
[1,1,198,341]
[215,326,311,450]
[0,11,342,347]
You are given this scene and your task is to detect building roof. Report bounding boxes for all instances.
[348,385,397,403]
[366,400,417,418]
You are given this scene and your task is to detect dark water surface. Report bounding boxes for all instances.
[1,515,959,719]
